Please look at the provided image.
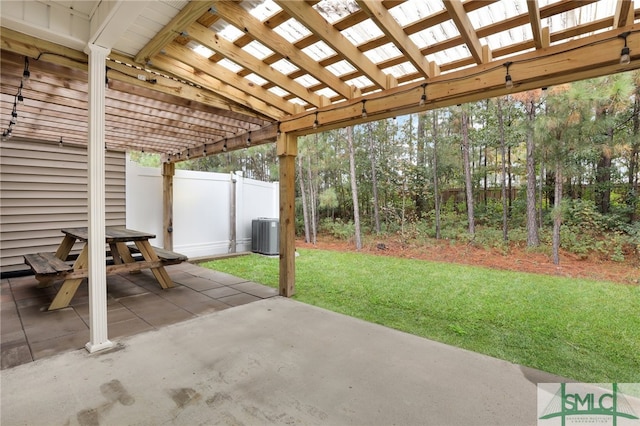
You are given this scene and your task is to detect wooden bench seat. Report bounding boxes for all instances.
[127,245,187,264]
[24,252,73,275]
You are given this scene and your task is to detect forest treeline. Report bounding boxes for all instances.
[133,71,640,264]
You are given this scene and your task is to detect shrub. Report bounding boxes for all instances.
[319,218,355,240]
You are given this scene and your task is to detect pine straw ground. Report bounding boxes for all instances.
[297,236,640,286]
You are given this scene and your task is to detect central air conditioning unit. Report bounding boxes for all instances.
[251,218,279,255]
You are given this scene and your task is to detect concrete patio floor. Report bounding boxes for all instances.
[0,296,570,425]
[1,261,277,369]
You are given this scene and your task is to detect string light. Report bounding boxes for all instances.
[619,31,631,65]
[17,82,24,102]
[246,131,252,146]
[503,61,514,89]
[361,100,367,118]
[105,66,110,88]
[2,56,31,139]
[59,137,63,147]
[10,106,17,126]
[22,57,30,81]
[419,83,427,106]
[276,121,282,137]
[223,138,228,152]
[313,111,319,129]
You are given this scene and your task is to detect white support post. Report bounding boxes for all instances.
[85,43,113,353]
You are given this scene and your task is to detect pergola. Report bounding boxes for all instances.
[1,0,639,351]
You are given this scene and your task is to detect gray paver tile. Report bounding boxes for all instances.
[217,293,262,307]
[201,286,242,299]
[230,282,278,298]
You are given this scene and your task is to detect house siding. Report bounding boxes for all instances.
[0,138,125,273]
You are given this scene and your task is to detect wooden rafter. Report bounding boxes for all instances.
[275,0,393,90]
[134,0,215,64]
[158,42,294,117]
[444,0,485,65]
[210,0,356,101]
[527,0,545,49]
[356,0,432,79]
[614,0,634,28]
[185,22,322,107]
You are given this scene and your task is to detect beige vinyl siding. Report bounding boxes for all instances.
[0,138,125,273]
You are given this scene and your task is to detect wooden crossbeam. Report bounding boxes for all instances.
[134,0,215,64]
[444,0,485,65]
[357,0,432,79]
[185,22,320,108]
[275,0,393,90]
[527,0,544,49]
[160,42,293,117]
[209,0,355,101]
[279,26,640,135]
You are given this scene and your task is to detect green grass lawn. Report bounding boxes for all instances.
[200,249,640,383]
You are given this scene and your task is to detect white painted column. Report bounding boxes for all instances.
[85,43,113,353]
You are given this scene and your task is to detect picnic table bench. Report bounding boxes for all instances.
[23,227,187,310]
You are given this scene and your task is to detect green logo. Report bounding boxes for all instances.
[539,383,639,426]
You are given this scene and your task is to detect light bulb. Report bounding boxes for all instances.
[505,74,514,89]
[621,46,631,65]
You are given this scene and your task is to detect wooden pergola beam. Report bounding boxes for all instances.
[444,0,485,64]
[210,0,356,101]
[279,25,640,136]
[159,42,293,117]
[356,0,432,79]
[134,0,214,64]
[0,28,268,120]
[614,0,634,28]
[185,22,322,108]
[527,0,544,49]
[275,0,394,90]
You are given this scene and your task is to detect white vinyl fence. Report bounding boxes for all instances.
[126,161,279,259]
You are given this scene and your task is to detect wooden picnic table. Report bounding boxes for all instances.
[24,227,187,310]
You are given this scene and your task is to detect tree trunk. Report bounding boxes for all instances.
[432,111,441,239]
[461,108,475,235]
[368,123,381,234]
[347,126,362,250]
[507,146,513,210]
[629,91,640,222]
[525,95,540,246]
[483,146,488,206]
[552,159,563,265]
[415,113,427,218]
[595,129,613,214]
[297,154,310,243]
[308,136,318,245]
[539,159,544,231]
[497,98,508,242]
